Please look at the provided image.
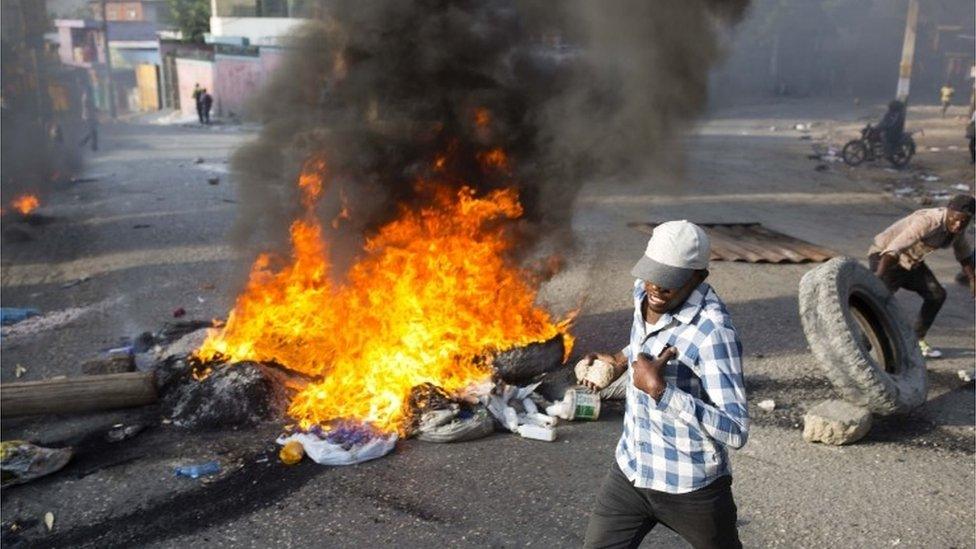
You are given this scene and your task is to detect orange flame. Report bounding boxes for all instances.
[474,107,492,128]
[11,194,39,215]
[196,156,573,435]
[478,148,510,174]
[330,187,351,229]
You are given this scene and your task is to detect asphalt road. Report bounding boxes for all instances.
[1,101,973,548]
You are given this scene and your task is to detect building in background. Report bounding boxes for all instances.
[54,0,173,113]
[210,0,316,46]
[160,0,320,119]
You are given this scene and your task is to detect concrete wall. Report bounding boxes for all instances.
[209,16,304,46]
[174,57,214,117]
[213,54,261,117]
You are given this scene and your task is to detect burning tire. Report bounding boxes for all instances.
[798,257,927,414]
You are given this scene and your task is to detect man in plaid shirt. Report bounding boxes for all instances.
[582,220,749,549]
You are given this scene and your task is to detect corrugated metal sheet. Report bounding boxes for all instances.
[628,222,836,263]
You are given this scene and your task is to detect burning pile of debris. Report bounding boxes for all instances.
[150,152,581,462]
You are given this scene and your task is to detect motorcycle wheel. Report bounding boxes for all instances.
[889,138,915,168]
[842,140,867,166]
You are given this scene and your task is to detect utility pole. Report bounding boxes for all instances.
[895,0,919,102]
[100,0,117,118]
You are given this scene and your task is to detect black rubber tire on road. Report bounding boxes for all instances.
[842,140,867,166]
[798,257,927,414]
[888,137,915,168]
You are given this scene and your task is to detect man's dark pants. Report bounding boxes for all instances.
[583,462,741,549]
[869,254,946,339]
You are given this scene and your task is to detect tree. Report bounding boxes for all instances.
[168,0,210,43]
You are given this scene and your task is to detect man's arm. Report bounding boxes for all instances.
[874,253,898,278]
[952,235,976,296]
[633,328,749,449]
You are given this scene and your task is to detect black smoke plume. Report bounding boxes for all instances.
[231,0,748,267]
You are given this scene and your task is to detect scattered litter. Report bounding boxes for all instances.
[279,440,305,465]
[207,177,220,186]
[106,423,144,443]
[44,512,54,532]
[927,147,941,152]
[546,388,600,421]
[959,369,974,383]
[1,308,39,326]
[416,405,495,443]
[277,423,397,466]
[918,174,940,182]
[768,126,777,132]
[884,168,899,173]
[893,186,916,197]
[0,304,101,340]
[174,460,221,479]
[952,183,970,191]
[172,307,186,318]
[194,157,205,164]
[757,399,776,412]
[927,189,950,202]
[14,364,27,378]
[196,296,205,303]
[794,123,809,131]
[60,276,90,289]
[947,145,960,151]
[517,423,556,442]
[255,456,269,464]
[0,441,72,487]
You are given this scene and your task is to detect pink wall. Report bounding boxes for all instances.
[213,55,262,117]
[174,58,214,118]
[260,48,286,76]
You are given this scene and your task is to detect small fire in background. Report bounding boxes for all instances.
[195,150,574,436]
[10,194,40,215]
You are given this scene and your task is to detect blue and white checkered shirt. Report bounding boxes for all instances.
[615,279,749,494]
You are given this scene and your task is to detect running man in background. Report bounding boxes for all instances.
[869,194,975,358]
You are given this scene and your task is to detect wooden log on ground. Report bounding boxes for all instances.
[1,372,157,418]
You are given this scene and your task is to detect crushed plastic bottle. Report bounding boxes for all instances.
[279,440,304,465]
[174,461,220,479]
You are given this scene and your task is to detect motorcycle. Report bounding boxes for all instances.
[842,124,915,168]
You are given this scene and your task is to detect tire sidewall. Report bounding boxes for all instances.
[799,257,927,414]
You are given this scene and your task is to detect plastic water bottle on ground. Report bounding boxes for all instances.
[174,461,220,479]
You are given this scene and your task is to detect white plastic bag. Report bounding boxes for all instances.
[276,432,397,466]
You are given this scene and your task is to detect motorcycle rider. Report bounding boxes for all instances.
[875,100,906,160]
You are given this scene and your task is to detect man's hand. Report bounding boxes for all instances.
[632,347,677,400]
[579,352,625,392]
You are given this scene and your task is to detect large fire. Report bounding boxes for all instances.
[195,154,573,435]
[11,194,39,215]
